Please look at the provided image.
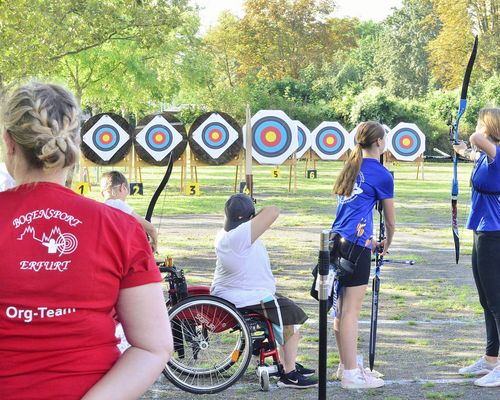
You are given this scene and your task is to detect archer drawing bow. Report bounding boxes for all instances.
[450,36,478,264]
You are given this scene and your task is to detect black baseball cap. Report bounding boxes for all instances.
[224,193,256,231]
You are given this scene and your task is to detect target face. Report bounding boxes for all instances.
[190,113,239,159]
[82,115,130,161]
[243,110,298,165]
[135,115,183,162]
[311,122,350,160]
[387,122,425,161]
[295,120,311,159]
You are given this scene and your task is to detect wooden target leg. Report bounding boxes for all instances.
[234,165,239,193]
[288,164,292,193]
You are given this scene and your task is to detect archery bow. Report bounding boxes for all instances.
[145,153,174,223]
[450,35,478,264]
[369,190,384,372]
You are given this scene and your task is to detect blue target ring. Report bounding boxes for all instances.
[316,127,345,155]
[392,128,420,157]
[145,125,172,151]
[93,124,119,151]
[202,122,229,149]
[253,117,292,158]
[297,126,307,153]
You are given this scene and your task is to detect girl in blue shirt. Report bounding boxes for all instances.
[454,108,500,387]
[331,121,395,389]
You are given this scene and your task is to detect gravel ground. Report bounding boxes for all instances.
[138,215,499,400]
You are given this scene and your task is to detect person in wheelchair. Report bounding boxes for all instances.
[211,193,317,389]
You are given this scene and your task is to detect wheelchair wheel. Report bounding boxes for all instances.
[163,295,252,394]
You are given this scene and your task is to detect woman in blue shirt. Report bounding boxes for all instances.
[454,108,500,387]
[331,121,395,389]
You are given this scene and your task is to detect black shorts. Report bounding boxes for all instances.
[241,293,307,343]
[337,237,372,287]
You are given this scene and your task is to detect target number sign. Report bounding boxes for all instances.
[311,122,350,160]
[272,167,281,178]
[82,115,130,161]
[190,113,239,159]
[239,182,250,195]
[307,169,317,179]
[186,182,200,196]
[136,115,183,162]
[295,120,312,159]
[387,123,425,161]
[73,182,89,195]
[243,110,298,165]
[130,183,143,196]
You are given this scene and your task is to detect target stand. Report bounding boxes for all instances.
[384,151,425,180]
[188,147,245,195]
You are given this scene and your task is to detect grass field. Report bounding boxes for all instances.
[85,160,497,399]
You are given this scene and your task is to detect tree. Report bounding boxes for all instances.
[427,0,475,90]
[373,0,439,98]
[0,0,195,84]
[237,0,337,79]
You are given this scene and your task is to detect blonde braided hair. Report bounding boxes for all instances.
[2,82,81,170]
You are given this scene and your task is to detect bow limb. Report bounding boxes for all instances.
[450,35,478,264]
[145,153,174,223]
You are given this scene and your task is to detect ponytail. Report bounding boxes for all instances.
[333,144,363,197]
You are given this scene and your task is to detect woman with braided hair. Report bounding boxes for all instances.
[0,82,172,399]
[330,121,395,389]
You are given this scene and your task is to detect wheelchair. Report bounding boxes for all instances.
[158,259,284,394]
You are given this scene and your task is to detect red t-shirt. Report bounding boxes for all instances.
[0,182,161,399]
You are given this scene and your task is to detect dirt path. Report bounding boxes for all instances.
[140,214,497,400]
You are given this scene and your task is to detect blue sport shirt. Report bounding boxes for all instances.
[332,158,394,248]
[467,146,500,231]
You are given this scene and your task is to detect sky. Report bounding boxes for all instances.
[195,0,403,32]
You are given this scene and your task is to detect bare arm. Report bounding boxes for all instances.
[82,283,172,400]
[132,212,158,253]
[250,205,280,243]
[470,131,497,160]
[380,198,395,256]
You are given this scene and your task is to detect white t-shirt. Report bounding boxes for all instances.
[211,221,276,308]
[104,198,133,215]
[0,163,15,192]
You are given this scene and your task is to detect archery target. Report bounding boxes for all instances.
[188,112,242,165]
[135,114,186,165]
[294,120,311,159]
[387,122,425,161]
[242,110,298,165]
[310,122,350,160]
[81,114,132,165]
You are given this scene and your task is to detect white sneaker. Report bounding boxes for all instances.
[336,355,383,380]
[474,366,500,387]
[341,366,384,389]
[458,356,500,376]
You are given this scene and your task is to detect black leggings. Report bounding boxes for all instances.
[472,230,500,357]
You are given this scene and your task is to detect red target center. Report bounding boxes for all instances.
[99,131,113,144]
[209,129,222,142]
[399,135,414,149]
[323,134,338,148]
[152,131,166,144]
[261,127,281,146]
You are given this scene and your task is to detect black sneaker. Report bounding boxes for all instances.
[295,362,315,377]
[277,370,318,389]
